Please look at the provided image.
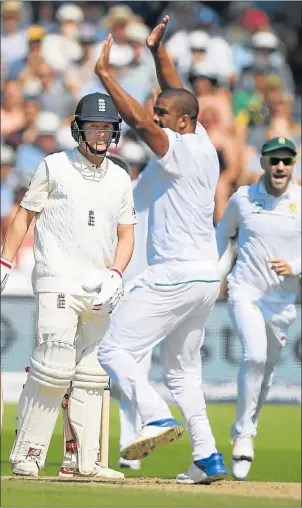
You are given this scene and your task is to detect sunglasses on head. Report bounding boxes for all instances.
[267,156,295,166]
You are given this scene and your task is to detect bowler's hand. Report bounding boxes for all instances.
[146,15,169,51]
[268,259,293,276]
[95,34,113,78]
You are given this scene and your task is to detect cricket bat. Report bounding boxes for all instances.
[100,380,110,467]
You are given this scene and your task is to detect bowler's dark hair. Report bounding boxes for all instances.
[157,88,199,126]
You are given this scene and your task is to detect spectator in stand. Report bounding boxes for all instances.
[1,80,26,143]
[194,5,235,85]
[231,8,271,74]
[250,31,295,95]
[188,30,210,67]
[8,25,46,81]
[65,24,100,100]
[188,61,233,134]
[15,111,61,177]
[35,1,57,33]
[200,107,240,224]
[80,43,147,104]
[1,1,28,69]
[125,21,156,93]
[102,5,141,45]
[36,62,76,120]
[41,3,84,73]
[21,98,41,145]
[2,96,40,151]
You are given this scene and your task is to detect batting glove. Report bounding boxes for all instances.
[86,268,124,315]
[1,257,12,294]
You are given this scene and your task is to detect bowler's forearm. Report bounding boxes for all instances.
[150,43,184,90]
[98,72,151,131]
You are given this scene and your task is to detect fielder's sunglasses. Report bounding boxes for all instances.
[266,156,296,166]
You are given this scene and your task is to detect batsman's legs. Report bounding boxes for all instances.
[10,293,78,475]
[60,310,124,479]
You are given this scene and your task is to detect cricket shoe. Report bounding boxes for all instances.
[176,452,227,484]
[230,436,254,481]
[59,453,124,480]
[12,456,39,477]
[121,418,184,461]
[118,457,141,470]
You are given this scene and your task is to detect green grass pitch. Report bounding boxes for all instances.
[1,402,301,507]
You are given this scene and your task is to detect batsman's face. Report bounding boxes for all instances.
[153,97,180,131]
[83,121,114,151]
[261,148,295,195]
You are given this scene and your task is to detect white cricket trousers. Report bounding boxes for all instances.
[10,293,109,469]
[228,295,296,441]
[118,278,152,450]
[99,272,220,461]
[119,350,152,450]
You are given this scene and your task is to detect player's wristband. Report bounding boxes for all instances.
[110,267,123,278]
[1,257,12,270]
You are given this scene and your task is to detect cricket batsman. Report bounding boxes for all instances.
[96,17,228,484]
[0,92,137,479]
[216,137,301,480]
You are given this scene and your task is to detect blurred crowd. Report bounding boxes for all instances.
[1,1,302,271]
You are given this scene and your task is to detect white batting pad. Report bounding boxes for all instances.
[10,339,76,467]
[68,386,103,475]
[30,340,76,388]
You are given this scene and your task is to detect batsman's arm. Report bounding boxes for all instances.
[113,175,137,273]
[113,224,135,274]
[2,159,49,264]
[95,36,169,157]
[146,16,184,91]
[1,206,36,262]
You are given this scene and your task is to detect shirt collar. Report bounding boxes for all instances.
[68,148,108,182]
[257,177,294,199]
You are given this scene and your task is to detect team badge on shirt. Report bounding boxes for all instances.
[88,210,95,226]
[57,293,66,309]
[252,200,265,213]
[289,203,297,213]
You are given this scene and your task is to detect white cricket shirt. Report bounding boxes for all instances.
[145,123,220,284]
[21,148,136,294]
[216,179,301,304]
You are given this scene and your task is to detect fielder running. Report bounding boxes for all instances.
[96,17,227,484]
[0,92,137,479]
[216,137,301,480]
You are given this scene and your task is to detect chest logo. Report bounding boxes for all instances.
[88,210,95,226]
[57,293,66,309]
[252,200,265,213]
[289,203,296,213]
